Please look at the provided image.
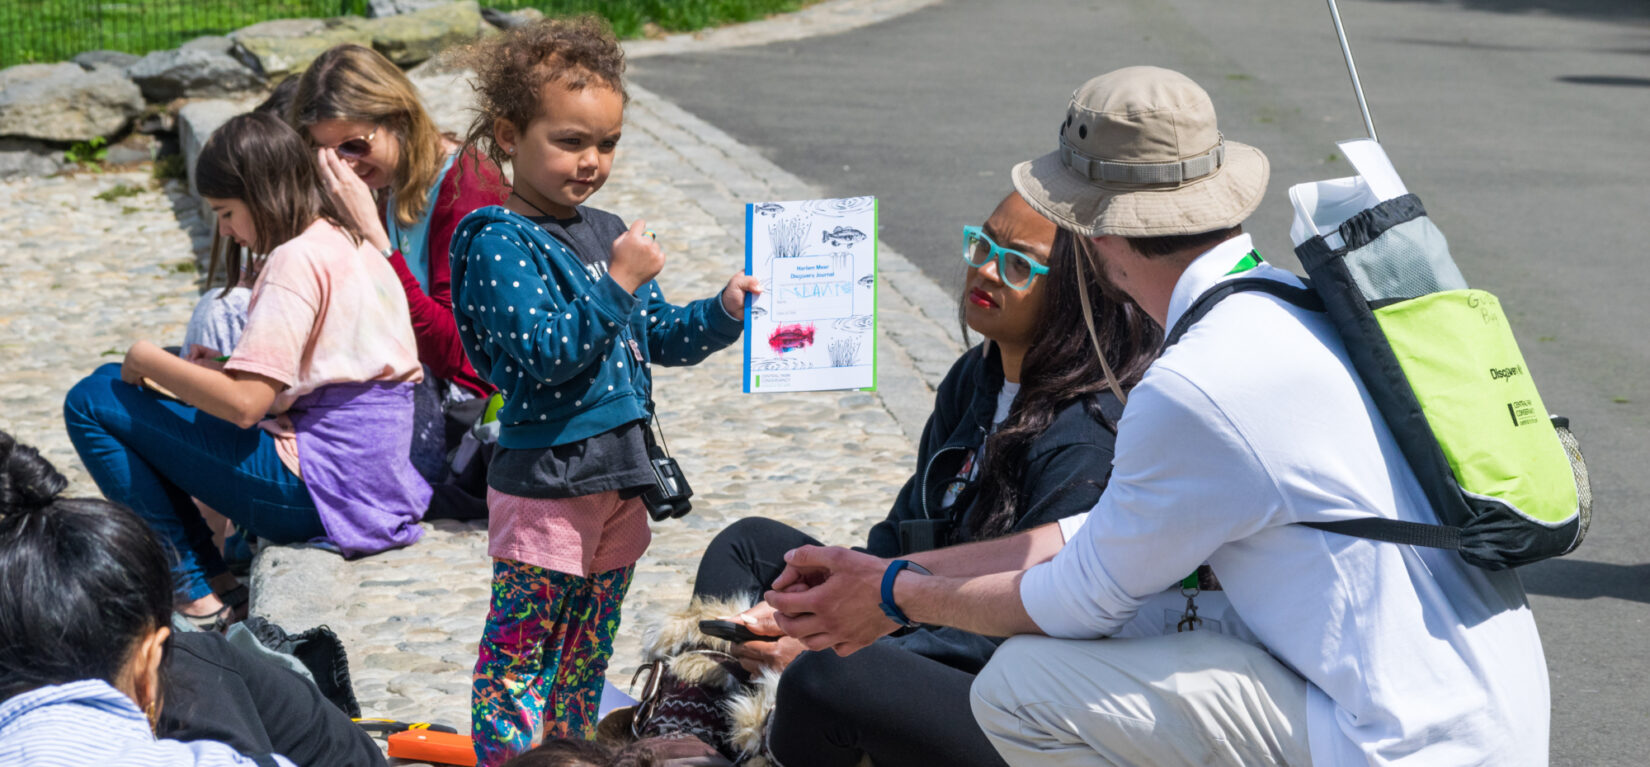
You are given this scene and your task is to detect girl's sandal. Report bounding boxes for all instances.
[179,584,251,633]
[179,602,236,633]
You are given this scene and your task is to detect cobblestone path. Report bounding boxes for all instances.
[0,0,963,749]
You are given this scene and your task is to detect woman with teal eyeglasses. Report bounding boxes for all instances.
[963,224,1048,286]
[632,191,1161,767]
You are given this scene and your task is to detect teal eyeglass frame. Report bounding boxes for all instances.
[962,225,1050,290]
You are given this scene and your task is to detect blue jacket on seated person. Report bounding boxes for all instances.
[449,206,744,450]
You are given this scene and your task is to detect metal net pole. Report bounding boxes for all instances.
[1325,0,1378,142]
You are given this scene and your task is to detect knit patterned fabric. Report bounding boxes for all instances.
[635,652,747,760]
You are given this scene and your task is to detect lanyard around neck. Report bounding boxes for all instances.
[1224,249,1264,275]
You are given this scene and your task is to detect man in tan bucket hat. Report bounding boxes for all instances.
[1010,65,1268,239]
[762,66,1549,766]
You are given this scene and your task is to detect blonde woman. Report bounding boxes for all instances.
[291,44,507,402]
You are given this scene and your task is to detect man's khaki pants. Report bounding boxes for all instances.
[970,631,1313,766]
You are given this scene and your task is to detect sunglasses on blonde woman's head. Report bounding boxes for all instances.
[323,127,377,160]
[963,225,1050,290]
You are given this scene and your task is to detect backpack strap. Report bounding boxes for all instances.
[1163,276,1468,552]
[1297,517,1462,549]
[1162,277,1323,349]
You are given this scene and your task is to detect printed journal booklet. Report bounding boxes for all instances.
[742,196,878,393]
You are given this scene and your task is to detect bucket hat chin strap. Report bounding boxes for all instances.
[1072,249,1129,408]
[1060,135,1227,186]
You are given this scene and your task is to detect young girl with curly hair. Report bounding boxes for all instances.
[447,17,759,765]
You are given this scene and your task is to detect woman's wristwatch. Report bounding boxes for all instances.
[379,246,396,259]
[879,559,933,628]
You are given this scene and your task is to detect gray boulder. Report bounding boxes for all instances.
[178,98,253,216]
[366,1,485,66]
[367,0,452,18]
[249,545,352,640]
[127,37,264,101]
[73,50,141,71]
[230,2,485,78]
[481,6,543,30]
[0,138,69,179]
[136,104,176,135]
[180,35,235,54]
[231,18,373,80]
[0,62,144,142]
[105,133,156,165]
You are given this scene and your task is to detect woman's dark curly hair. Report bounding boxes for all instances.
[500,736,613,767]
[458,15,628,180]
[0,430,173,702]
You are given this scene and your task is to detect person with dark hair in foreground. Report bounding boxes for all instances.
[0,430,295,766]
[500,737,613,767]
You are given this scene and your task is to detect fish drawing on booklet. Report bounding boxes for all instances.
[821,226,867,247]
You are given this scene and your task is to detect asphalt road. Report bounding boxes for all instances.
[633,1,1650,763]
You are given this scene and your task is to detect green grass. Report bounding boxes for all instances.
[489,0,812,39]
[2,1,364,68]
[2,0,812,68]
[152,153,187,182]
[94,182,144,202]
[64,136,108,166]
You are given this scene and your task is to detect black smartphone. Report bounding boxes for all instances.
[698,619,768,644]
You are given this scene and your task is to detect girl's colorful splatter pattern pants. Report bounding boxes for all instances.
[471,558,634,766]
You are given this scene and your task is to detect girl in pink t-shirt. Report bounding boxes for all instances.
[64,112,429,630]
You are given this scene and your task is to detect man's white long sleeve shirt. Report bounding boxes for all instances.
[1021,235,1549,765]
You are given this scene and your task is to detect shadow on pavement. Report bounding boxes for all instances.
[1521,559,1650,603]
[1384,36,1650,57]
[1556,75,1650,87]
[1367,0,1650,23]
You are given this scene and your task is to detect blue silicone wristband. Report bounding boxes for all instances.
[879,560,918,627]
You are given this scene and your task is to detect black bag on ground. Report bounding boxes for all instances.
[237,616,362,718]
[423,394,495,522]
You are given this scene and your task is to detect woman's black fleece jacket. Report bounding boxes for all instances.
[861,342,1124,673]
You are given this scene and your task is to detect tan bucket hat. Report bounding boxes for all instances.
[1012,66,1269,238]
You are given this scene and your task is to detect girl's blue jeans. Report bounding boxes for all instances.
[62,363,324,601]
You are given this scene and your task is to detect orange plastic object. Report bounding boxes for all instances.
[386,729,478,765]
